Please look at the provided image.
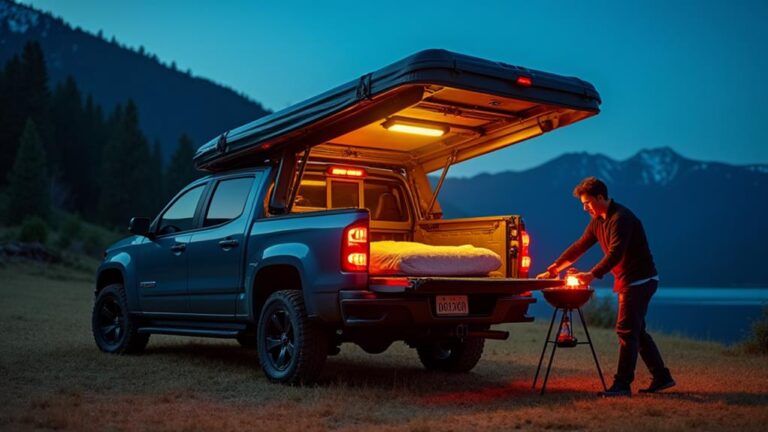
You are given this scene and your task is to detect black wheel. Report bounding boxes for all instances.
[257,290,328,384]
[91,284,149,354]
[416,338,485,372]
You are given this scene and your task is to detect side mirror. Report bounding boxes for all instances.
[128,217,152,238]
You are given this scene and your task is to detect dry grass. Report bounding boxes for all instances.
[1,263,767,431]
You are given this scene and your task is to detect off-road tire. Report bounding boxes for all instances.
[92,283,149,354]
[416,337,485,372]
[257,290,329,384]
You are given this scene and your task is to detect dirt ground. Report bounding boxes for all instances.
[1,263,766,431]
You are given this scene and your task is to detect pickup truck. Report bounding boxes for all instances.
[92,49,601,384]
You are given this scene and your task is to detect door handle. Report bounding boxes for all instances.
[170,243,186,253]
[218,239,239,248]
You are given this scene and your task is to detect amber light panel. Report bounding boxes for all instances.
[382,118,448,137]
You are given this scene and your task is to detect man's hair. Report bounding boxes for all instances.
[573,176,609,199]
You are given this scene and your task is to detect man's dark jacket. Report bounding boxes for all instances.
[554,200,657,292]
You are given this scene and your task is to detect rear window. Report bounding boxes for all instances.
[294,175,327,209]
[330,180,360,209]
[293,170,410,222]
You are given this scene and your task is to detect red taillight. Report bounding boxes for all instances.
[516,76,532,87]
[520,230,531,277]
[328,166,367,178]
[342,221,368,272]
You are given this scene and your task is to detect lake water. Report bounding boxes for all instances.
[528,287,768,345]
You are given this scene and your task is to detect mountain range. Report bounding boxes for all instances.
[434,147,768,287]
[2,1,766,286]
[0,0,269,160]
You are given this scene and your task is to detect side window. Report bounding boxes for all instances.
[364,180,409,222]
[158,185,205,235]
[330,180,360,209]
[203,177,253,227]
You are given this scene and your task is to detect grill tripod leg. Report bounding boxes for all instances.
[578,308,607,391]
[540,309,568,394]
[532,307,559,391]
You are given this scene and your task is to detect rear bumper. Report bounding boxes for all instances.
[339,290,536,327]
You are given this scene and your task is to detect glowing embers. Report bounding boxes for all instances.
[566,275,582,288]
[382,117,449,137]
[564,268,587,289]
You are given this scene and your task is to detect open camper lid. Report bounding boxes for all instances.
[194,49,601,173]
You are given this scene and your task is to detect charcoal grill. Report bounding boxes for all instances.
[532,277,607,394]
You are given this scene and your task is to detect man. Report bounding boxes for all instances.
[536,177,674,397]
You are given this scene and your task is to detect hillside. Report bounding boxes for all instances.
[0,0,269,159]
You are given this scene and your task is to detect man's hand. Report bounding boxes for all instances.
[536,269,556,279]
[573,271,595,285]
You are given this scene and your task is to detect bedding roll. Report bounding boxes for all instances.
[370,241,502,276]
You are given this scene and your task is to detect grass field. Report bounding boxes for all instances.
[1,262,766,431]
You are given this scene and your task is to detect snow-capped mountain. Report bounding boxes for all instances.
[436,148,768,287]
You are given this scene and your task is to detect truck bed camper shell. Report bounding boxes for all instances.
[194,49,601,173]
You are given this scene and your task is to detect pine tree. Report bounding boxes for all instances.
[51,76,86,210]
[0,55,26,184]
[165,134,200,200]
[150,139,165,214]
[19,41,54,169]
[98,101,153,227]
[81,95,106,220]
[5,119,51,224]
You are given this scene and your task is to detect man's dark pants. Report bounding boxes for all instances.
[614,279,671,386]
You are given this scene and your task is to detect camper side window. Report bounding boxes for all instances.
[364,180,408,222]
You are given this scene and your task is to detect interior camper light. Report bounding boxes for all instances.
[328,166,367,178]
[382,118,448,137]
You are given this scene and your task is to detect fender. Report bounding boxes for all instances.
[96,251,140,311]
[245,243,315,318]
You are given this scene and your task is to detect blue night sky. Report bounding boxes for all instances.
[21,0,768,177]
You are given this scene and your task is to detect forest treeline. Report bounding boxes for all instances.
[0,41,201,229]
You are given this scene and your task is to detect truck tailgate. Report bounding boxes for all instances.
[369,277,564,295]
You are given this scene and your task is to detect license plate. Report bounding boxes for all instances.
[436,295,469,316]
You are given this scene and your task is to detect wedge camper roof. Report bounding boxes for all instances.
[194,49,601,173]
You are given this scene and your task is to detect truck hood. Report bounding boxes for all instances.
[194,49,601,173]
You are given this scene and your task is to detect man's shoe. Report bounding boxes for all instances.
[638,377,676,393]
[597,383,631,397]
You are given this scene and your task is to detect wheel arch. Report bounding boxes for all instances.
[250,264,303,321]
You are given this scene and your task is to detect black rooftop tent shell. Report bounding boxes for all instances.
[194,49,601,172]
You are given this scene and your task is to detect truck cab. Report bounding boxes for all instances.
[92,49,601,384]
